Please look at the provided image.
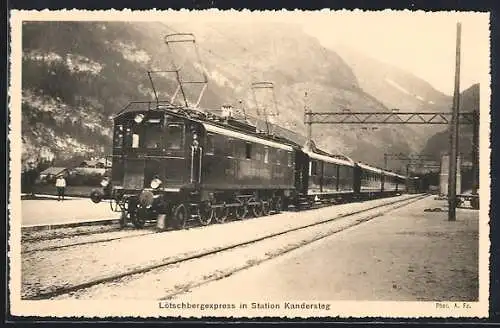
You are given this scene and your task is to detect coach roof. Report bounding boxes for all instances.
[357,162,383,174]
[304,149,355,167]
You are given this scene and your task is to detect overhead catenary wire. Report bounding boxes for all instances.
[160,23,287,128]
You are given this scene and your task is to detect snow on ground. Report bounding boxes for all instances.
[23,51,62,63]
[385,78,435,104]
[24,51,103,75]
[64,54,103,75]
[114,41,151,64]
[23,90,62,114]
[385,78,411,95]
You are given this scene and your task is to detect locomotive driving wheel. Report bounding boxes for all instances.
[261,199,270,216]
[172,203,188,229]
[198,202,214,226]
[234,202,248,220]
[214,202,228,224]
[250,197,263,217]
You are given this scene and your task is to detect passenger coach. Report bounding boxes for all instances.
[293,144,356,205]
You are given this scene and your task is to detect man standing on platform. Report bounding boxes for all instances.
[55,174,66,201]
[26,162,38,198]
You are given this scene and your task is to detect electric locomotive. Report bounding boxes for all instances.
[92,103,299,228]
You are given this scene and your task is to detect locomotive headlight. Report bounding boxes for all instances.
[150,178,162,189]
[134,113,145,123]
[100,177,110,187]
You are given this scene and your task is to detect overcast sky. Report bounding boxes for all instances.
[300,11,490,95]
[164,10,490,95]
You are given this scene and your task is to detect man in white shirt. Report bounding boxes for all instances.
[55,175,66,201]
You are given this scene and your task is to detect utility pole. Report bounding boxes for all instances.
[304,91,312,148]
[471,108,479,195]
[448,22,462,221]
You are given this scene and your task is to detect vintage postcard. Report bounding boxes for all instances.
[8,9,491,319]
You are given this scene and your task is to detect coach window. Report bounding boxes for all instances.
[311,160,318,175]
[245,142,252,159]
[276,149,282,165]
[264,146,269,163]
[287,152,293,167]
[226,138,234,157]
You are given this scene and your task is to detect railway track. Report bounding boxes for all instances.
[25,194,427,300]
[22,224,123,243]
[22,229,158,254]
[22,195,392,253]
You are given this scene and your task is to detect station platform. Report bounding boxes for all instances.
[21,195,119,228]
[182,196,481,302]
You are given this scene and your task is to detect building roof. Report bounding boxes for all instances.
[40,167,68,176]
[80,158,112,167]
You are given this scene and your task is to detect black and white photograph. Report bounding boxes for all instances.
[8,9,490,318]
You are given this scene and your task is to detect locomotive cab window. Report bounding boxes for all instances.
[123,127,133,147]
[165,124,183,150]
[143,123,163,149]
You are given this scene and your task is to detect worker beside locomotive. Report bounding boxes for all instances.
[90,105,407,229]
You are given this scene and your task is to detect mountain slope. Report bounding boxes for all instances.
[21,21,433,169]
[333,43,452,111]
[332,44,453,154]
